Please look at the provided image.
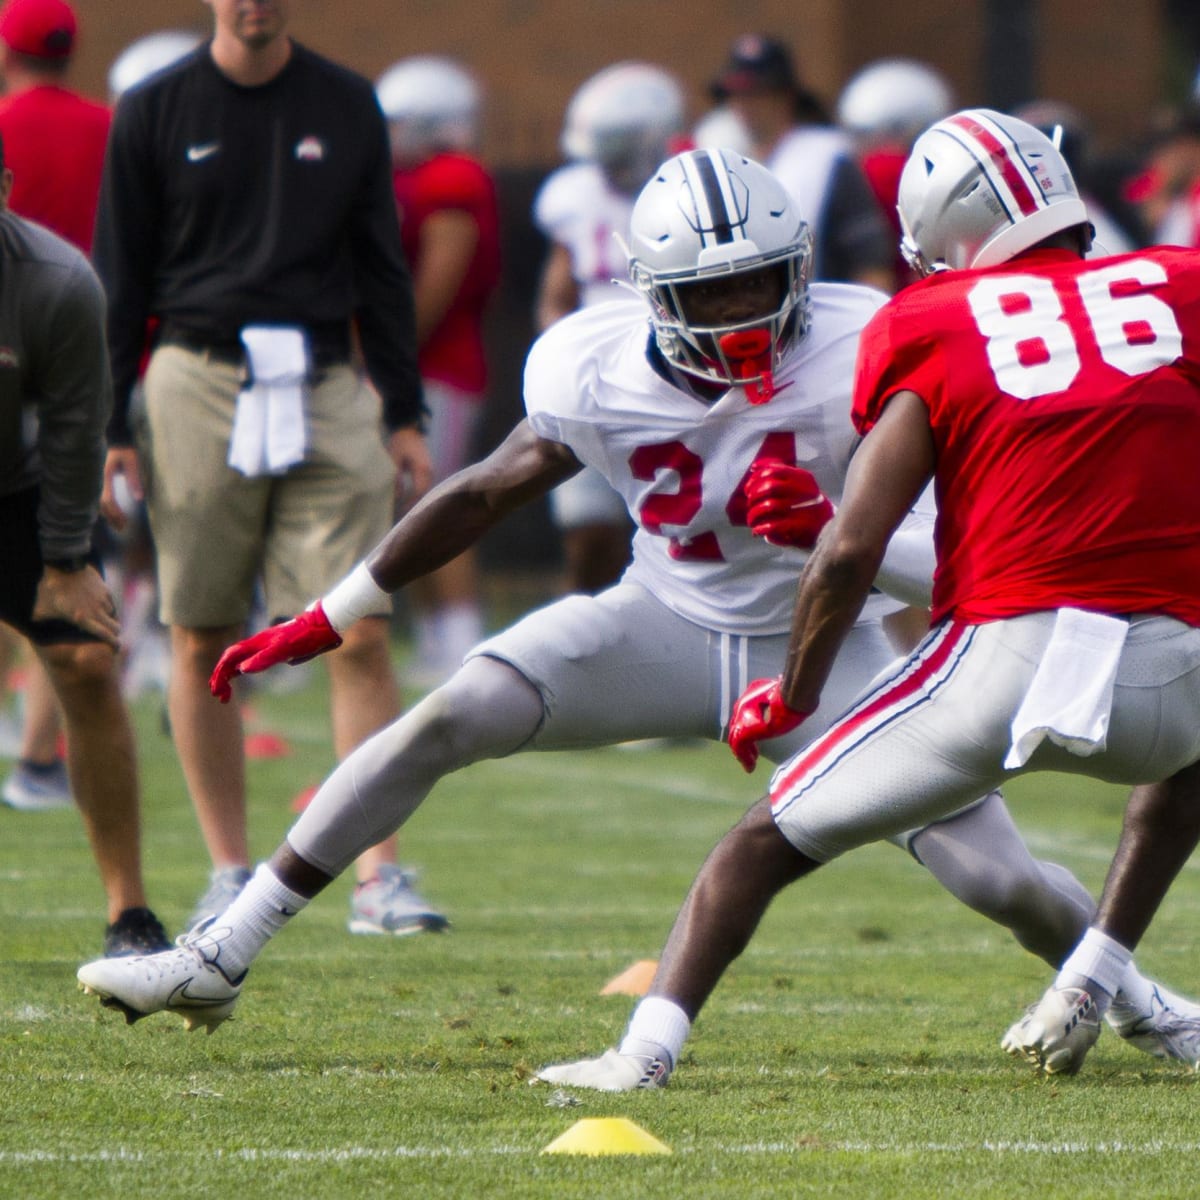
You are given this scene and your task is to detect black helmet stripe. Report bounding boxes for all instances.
[685,149,736,246]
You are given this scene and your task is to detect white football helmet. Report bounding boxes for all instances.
[627,148,812,401]
[107,30,204,101]
[375,56,481,163]
[837,58,955,148]
[897,108,1089,275]
[561,62,686,195]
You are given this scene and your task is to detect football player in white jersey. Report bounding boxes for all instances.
[76,150,1200,1069]
[533,62,687,593]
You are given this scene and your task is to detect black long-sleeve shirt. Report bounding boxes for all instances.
[0,211,111,558]
[95,41,424,445]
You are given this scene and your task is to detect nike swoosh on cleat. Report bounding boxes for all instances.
[186,143,220,162]
[167,978,234,1008]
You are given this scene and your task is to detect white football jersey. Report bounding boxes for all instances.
[765,127,852,241]
[524,284,893,634]
[533,162,633,309]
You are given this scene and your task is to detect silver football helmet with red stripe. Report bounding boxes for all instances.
[627,148,812,402]
[897,108,1089,275]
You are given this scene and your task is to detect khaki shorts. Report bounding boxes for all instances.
[138,345,396,627]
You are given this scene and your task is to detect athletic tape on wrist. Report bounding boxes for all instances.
[321,562,390,633]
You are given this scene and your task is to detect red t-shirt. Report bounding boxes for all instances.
[0,85,110,254]
[391,151,500,394]
[853,246,1200,626]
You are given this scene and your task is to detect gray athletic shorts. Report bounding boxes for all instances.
[469,581,899,761]
[771,612,1200,863]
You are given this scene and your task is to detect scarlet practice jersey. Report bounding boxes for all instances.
[392,151,501,393]
[525,286,889,633]
[0,86,110,254]
[853,246,1200,626]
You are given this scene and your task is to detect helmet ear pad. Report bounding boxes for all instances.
[898,108,1087,275]
[627,148,813,394]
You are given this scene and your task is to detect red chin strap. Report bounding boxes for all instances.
[718,329,776,404]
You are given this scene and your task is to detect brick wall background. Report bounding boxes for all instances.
[72,0,1170,167]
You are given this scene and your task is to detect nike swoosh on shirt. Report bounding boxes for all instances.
[186,143,221,162]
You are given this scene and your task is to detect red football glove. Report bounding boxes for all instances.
[210,602,343,703]
[745,462,834,549]
[727,677,811,773]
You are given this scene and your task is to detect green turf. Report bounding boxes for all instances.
[2,650,1198,1198]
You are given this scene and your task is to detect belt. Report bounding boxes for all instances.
[157,323,351,369]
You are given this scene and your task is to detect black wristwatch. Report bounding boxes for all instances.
[44,554,91,573]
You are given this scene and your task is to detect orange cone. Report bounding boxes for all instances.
[600,960,658,996]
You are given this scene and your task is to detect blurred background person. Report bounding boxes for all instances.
[837,56,956,287]
[711,33,895,292]
[691,102,753,157]
[1123,98,1200,249]
[376,55,501,686]
[533,61,685,594]
[0,0,108,810]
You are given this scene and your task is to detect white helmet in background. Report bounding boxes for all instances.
[561,61,686,194]
[691,105,753,158]
[375,56,481,163]
[627,148,812,400]
[897,108,1088,275]
[107,29,204,101]
[837,58,955,148]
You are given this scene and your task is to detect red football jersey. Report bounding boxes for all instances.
[391,151,501,394]
[0,86,110,254]
[853,246,1200,626]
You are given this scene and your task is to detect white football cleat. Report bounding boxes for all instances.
[1001,985,1102,1075]
[77,917,244,1034]
[536,1048,671,1092]
[1107,984,1200,1067]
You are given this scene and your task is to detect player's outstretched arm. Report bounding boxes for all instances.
[210,421,580,701]
[779,391,934,715]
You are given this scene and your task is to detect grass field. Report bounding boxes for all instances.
[2,637,1199,1199]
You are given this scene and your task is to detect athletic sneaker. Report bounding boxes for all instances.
[1,759,72,811]
[1001,985,1102,1075]
[103,907,171,957]
[185,865,252,932]
[1107,984,1200,1067]
[537,1048,671,1092]
[77,916,244,1033]
[348,865,449,935]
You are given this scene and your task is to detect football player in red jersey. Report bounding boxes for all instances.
[76,145,1200,1084]
[376,56,501,684]
[537,109,1200,1086]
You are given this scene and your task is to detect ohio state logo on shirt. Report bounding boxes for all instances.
[294,137,325,162]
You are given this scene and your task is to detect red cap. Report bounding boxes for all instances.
[0,0,76,60]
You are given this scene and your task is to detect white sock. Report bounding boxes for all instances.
[1055,927,1132,1011]
[618,996,690,1069]
[198,863,310,976]
[1107,962,1157,1026]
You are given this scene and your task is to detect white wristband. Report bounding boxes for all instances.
[320,562,390,633]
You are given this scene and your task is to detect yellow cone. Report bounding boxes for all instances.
[599,959,658,996]
[541,1117,672,1156]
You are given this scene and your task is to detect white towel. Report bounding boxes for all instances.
[227,325,309,477]
[1004,608,1128,769]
